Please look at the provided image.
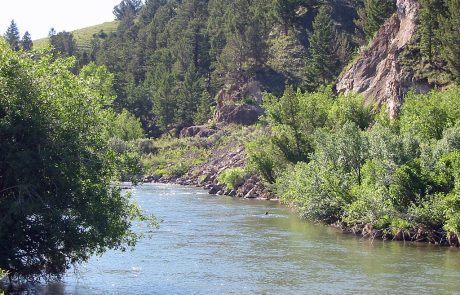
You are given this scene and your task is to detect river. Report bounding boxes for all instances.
[37,184,460,295]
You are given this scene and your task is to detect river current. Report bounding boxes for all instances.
[37,184,460,294]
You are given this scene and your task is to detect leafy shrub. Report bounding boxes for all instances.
[110,109,145,141]
[277,161,353,223]
[217,168,246,189]
[137,138,158,155]
[246,135,280,184]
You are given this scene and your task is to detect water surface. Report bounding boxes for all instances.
[40,184,460,294]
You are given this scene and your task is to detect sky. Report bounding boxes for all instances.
[0,0,122,39]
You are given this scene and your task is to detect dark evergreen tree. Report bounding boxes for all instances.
[21,31,33,51]
[419,0,445,62]
[305,6,341,90]
[271,0,297,34]
[4,20,20,51]
[194,90,214,125]
[441,0,460,81]
[113,0,144,21]
[355,0,395,40]
[50,31,77,57]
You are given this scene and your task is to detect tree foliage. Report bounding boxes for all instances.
[253,81,460,241]
[440,0,460,81]
[4,20,20,51]
[355,0,395,40]
[21,31,33,51]
[305,6,349,90]
[113,0,144,21]
[0,40,148,280]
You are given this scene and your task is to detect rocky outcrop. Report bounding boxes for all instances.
[174,144,274,200]
[216,104,264,125]
[146,132,274,200]
[179,126,217,138]
[336,0,430,118]
[215,81,264,125]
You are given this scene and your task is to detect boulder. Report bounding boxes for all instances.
[216,104,263,125]
[179,125,217,138]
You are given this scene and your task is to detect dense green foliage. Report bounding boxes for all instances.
[413,0,460,82]
[355,0,395,41]
[59,0,368,136]
[248,85,460,240]
[0,41,150,280]
[217,168,246,190]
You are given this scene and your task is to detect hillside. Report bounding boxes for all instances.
[15,0,460,248]
[33,21,119,49]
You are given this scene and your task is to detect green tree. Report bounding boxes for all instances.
[0,40,149,280]
[110,109,145,141]
[419,0,444,62]
[113,0,144,21]
[270,0,301,35]
[441,0,460,81]
[49,30,77,58]
[304,6,341,90]
[356,0,395,40]
[21,31,33,51]
[263,86,333,163]
[4,20,20,51]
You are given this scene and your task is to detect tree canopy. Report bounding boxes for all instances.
[0,40,149,280]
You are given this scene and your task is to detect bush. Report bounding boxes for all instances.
[137,138,158,155]
[110,109,145,141]
[277,161,353,223]
[246,135,279,184]
[217,168,246,189]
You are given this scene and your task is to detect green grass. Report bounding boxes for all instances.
[33,21,119,50]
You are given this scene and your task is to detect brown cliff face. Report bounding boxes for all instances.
[336,0,430,117]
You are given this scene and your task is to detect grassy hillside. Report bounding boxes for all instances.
[33,21,119,50]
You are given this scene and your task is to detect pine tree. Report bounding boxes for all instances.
[356,0,395,40]
[304,6,339,90]
[441,0,460,81]
[49,31,77,57]
[419,0,444,63]
[4,20,20,51]
[271,0,300,35]
[21,31,33,51]
[113,0,143,21]
[194,91,214,125]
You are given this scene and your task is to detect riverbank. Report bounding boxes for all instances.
[140,125,460,248]
[143,137,275,201]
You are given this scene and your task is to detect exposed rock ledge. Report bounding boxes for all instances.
[336,0,430,118]
[143,141,275,201]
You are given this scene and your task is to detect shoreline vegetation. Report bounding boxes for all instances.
[3,0,460,286]
[140,85,460,249]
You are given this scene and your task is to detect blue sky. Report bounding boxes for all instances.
[0,0,122,39]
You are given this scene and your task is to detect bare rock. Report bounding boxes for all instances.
[336,0,430,118]
[216,104,263,125]
[180,125,217,138]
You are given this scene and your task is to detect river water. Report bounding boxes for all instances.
[38,184,459,295]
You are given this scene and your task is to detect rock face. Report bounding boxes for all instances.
[336,0,430,117]
[173,144,274,200]
[215,81,264,125]
[148,130,275,200]
[179,126,217,138]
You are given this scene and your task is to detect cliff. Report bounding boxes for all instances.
[336,0,430,117]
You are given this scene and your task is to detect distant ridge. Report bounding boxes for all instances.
[33,21,119,50]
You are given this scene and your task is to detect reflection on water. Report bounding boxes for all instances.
[37,184,460,295]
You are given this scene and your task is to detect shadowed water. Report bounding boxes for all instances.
[37,184,460,295]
